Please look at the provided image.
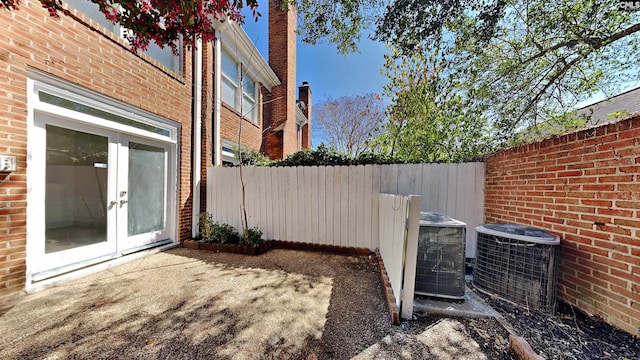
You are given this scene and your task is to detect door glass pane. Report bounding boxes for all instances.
[128,142,165,236]
[45,125,108,253]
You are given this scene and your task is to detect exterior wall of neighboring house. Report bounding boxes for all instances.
[219,99,264,153]
[200,41,215,214]
[485,116,640,335]
[0,1,194,301]
[208,22,280,165]
[299,82,312,149]
[263,0,300,160]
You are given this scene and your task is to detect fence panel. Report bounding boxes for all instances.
[385,162,485,257]
[206,163,484,253]
[362,165,374,250]
[378,194,408,308]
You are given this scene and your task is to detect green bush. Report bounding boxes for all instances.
[268,144,406,167]
[223,144,408,167]
[355,151,406,165]
[198,213,240,244]
[242,227,264,248]
[232,147,271,166]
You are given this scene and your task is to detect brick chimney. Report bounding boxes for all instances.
[298,81,312,149]
[263,0,298,160]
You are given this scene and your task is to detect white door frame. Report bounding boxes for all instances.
[26,72,180,286]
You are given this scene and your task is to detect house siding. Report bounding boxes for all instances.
[485,116,640,335]
[0,2,194,301]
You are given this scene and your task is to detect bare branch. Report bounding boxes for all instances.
[315,93,385,156]
[519,51,590,122]
[523,23,640,65]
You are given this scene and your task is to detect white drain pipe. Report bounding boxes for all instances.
[213,33,222,166]
[192,39,203,238]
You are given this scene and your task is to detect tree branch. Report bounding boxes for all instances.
[518,51,590,122]
[523,22,640,65]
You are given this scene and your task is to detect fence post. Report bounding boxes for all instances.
[401,195,422,319]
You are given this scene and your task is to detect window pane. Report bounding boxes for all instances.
[242,95,256,121]
[65,0,116,32]
[242,76,256,96]
[144,42,179,73]
[39,92,171,137]
[221,49,238,82]
[221,77,237,108]
[128,142,165,236]
[45,125,108,253]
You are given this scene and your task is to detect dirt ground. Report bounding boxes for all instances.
[0,248,509,360]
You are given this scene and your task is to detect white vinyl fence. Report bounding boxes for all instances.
[378,194,422,319]
[206,163,484,256]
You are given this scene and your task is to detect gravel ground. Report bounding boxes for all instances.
[0,248,500,359]
[482,293,640,360]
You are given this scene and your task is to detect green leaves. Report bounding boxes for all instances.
[294,0,639,140]
[297,0,383,54]
[371,46,495,163]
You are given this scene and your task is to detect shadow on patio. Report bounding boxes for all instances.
[0,248,391,359]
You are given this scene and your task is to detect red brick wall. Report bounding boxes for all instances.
[264,0,297,159]
[0,2,193,300]
[485,116,640,335]
[298,82,312,149]
[220,101,263,152]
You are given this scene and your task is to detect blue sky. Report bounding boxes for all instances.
[241,12,389,105]
[242,12,639,111]
[240,7,639,144]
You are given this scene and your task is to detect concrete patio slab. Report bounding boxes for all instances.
[0,248,335,359]
[413,285,499,318]
[352,318,487,360]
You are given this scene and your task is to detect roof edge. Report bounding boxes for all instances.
[210,18,281,91]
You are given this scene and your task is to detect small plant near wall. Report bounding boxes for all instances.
[198,213,240,244]
[188,213,270,255]
[242,227,264,248]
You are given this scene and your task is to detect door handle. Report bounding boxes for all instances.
[120,199,128,205]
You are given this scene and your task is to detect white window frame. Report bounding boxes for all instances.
[221,47,259,123]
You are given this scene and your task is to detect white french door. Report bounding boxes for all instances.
[32,114,174,278]
[117,135,172,251]
[39,118,119,273]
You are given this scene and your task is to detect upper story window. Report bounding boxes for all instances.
[65,0,182,74]
[221,48,259,123]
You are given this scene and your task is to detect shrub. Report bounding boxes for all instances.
[231,147,271,166]
[199,213,240,244]
[242,227,264,248]
[268,144,406,167]
[223,144,408,167]
[355,151,406,165]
